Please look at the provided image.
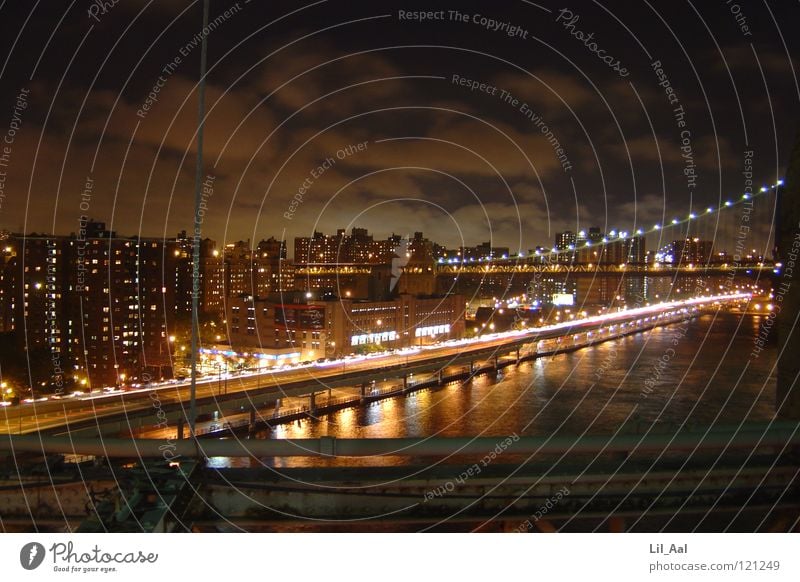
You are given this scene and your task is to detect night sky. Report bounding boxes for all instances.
[0,0,797,257]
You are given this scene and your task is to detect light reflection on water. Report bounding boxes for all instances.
[213,314,776,469]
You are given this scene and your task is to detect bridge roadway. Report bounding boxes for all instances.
[0,294,748,438]
[299,261,775,276]
[435,262,775,275]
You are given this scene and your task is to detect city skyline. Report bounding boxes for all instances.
[0,176,781,263]
[0,208,774,393]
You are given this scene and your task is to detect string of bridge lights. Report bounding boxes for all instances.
[437,179,784,264]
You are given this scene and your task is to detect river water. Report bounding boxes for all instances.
[220,312,777,468]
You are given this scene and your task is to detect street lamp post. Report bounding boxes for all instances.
[3,381,23,433]
[214,362,228,396]
[189,0,211,441]
[329,342,345,373]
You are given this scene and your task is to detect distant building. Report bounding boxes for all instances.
[0,223,229,388]
[292,229,437,300]
[527,276,576,305]
[477,242,509,260]
[459,242,510,262]
[624,236,646,263]
[409,232,435,261]
[587,227,603,244]
[575,233,645,265]
[294,227,408,265]
[225,292,465,362]
[0,239,15,333]
[528,246,551,264]
[555,231,577,263]
[219,237,292,301]
[5,234,72,364]
[555,231,575,249]
[294,231,333,264]
[173,231,222,318]
[670,238,714,265]
[293,263,390,300]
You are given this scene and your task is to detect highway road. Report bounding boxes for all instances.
[0,294,748,435]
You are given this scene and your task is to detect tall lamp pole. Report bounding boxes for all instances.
[190,0,210,439]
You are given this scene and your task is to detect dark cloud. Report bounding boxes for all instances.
[0,0,796,256]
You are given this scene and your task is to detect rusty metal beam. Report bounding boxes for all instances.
[1,422,797,458]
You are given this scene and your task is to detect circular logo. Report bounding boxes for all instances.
[19,542,46,570]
